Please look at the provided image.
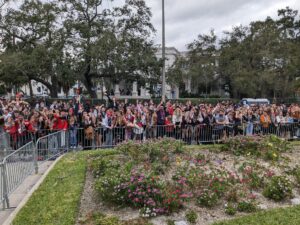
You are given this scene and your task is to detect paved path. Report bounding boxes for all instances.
[0,161,53,225]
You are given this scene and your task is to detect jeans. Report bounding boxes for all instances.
[246,123,253,136]
[69,129,77,147]
[105,129,113,147]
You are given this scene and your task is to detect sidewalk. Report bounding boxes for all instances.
[0,161,53,225]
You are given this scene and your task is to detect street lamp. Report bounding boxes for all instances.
[161,0,166,102]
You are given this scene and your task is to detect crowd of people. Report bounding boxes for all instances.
[1,91,300,150]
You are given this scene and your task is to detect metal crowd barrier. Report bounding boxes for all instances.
[72,124,237,149]
[250,123,300,139]
[1,123,300,152]
[59,123,300,150]
[1,141,36,209]
[36,131,69,162]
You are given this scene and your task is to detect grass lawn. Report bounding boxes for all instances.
[12,149,118,225]
[12,152,87,225]
[213,205,300,225]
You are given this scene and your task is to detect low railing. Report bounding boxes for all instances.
[69,122,300,149]
[0,129,55,151]
[1,141,36,209]
[36,131,69,162]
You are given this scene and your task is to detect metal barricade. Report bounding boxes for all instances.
[75,127,129,150]
[1,141,36,209]
[251,122,300,139]
[36,130,69,162]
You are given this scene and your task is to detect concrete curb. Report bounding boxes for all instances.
[3,155,64,225]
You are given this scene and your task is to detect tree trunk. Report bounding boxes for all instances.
[50,75,59,98]
[83,64,97,98]
[29,76,59,98]
[29,80,33,97]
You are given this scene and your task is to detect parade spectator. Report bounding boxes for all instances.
[2,93,300,151]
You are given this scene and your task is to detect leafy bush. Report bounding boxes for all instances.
[238,163,264,189]
[185,210,198,224]
[116,139,183,164]
[116,140,148,161]
[221,136,262,156]
[237,201,257,213]
[221,135,289,160]
[263,176,293,201]
[225,187,241,203]
[225,203,237,216]
[94,168,130,204]
[196,190,219,208]
[290,166,300,186]
[90,155,122,178]
[166,219,175,225]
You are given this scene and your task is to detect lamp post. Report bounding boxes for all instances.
[161,0,166,102]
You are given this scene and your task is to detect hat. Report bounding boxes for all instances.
[16,93,22,98]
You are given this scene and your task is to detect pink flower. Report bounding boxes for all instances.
[179,194,190,198]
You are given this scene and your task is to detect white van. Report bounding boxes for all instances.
[241,98,270,105]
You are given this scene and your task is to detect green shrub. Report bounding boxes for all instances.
[238,163,264,189]
[115,139,183,164]
[195,152,205,160]
[237,201,257,213]
[221,136,262,157]
[196,190,219,208]
[221,135,289,160]
[225,203,237,216]
[166,219,176,225]
[152,162,167,175]
[94,168,130,204]
[263,176,293,201]
[185,210,198,224]
[116,140,147,161]
[264,149,280,161]
[225,187,240,203]
[291,167,300,186]
[90,155,122,178]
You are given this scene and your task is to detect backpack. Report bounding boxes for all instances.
[85,126,94,140]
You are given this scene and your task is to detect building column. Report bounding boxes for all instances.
[140,87,146,97]
[132,81,138,97]
[185,78,191,93]
[115,83,120,97]
[175,85,179,99]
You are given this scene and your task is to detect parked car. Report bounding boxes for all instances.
[240,98,270,105]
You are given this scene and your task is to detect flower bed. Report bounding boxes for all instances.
[80,137,300,225]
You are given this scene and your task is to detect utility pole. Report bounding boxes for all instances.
[161,0,166,102]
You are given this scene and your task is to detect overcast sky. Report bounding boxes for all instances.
[6,0,300,51]
[114,0,300,51]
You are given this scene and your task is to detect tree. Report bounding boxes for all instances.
[169,30,220,96]
[0,0,75,97]
[63,0,160,98]
[219,8,300,99]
